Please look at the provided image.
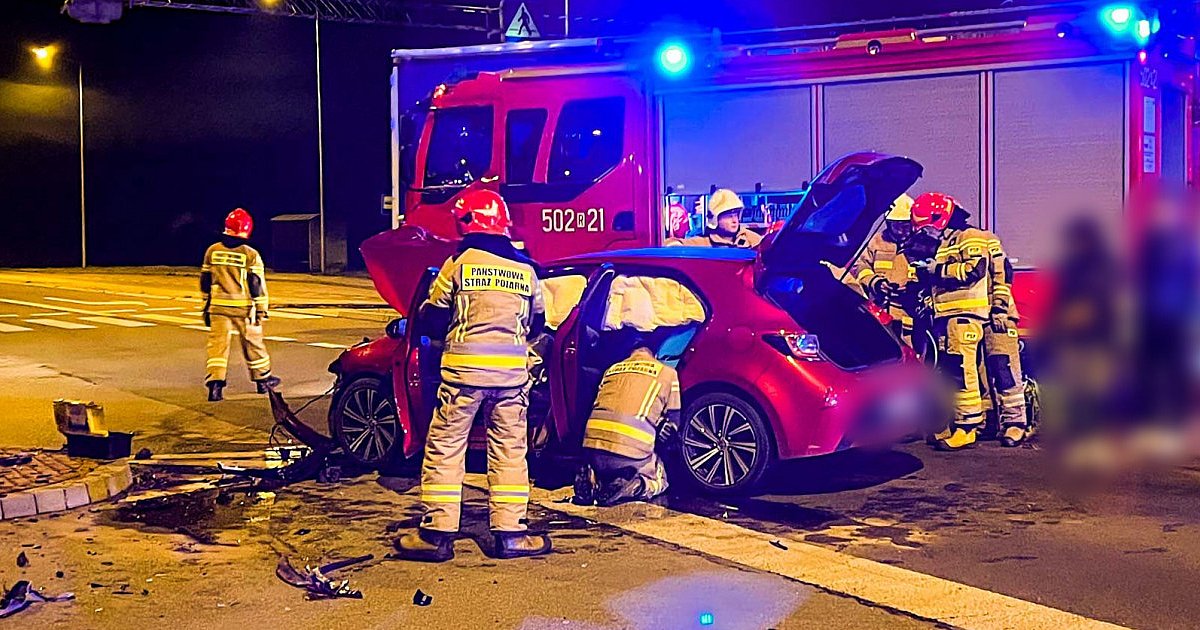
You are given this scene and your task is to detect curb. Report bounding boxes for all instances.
[0,460,133,520]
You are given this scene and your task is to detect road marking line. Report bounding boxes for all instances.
[307,342,348,349]
[45,296,149,306]
[462,476,1129,630]
[0,323,32,333]
[131,313,199,325]
[0,298,106,316]
[264,336,297,342]
[0,314,16,318]
[182,325,211,332]
[269,310,322,320]
[145,306,186,311]
[24,318,97,330]
[28,312,69,317]
[78,316,155,328]
[101,309,138,314]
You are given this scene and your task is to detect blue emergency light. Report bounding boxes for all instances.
[699,612,715,626]
[1101,4,1134,32]
[657,42,691,76]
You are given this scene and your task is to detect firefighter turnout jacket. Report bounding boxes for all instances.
[852,231,914,328]
[583,348,682,460]
[930,226,994,320]
[424,241,545,389]
[201,239,268,317]
[676,227,762,249]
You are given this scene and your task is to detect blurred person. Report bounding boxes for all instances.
[200,208,278,402]
[394,189,551,563]
[852,194,916,344]
[574,337,681,506]
[909,193,992,451]
[673,189,762,248]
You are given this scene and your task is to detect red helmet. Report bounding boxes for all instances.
[910,192,956,231]
[455,189,510,236]
[224,208,253,239]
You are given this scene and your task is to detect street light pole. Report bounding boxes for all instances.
[77,64,86,269]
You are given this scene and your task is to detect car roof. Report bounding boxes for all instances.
[554,246,757,266]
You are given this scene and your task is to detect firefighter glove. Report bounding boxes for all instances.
[254,310,267,326]
[656,419,679,446]
[870,277,899,301]
[990,308,1009,334]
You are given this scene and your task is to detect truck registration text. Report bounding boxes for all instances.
[541,208,605,233]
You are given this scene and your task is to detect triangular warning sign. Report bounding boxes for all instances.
[506,3,541,39]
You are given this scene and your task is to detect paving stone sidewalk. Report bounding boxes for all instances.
[0,450,132,520]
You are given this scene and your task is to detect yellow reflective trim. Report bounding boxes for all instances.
[490,495,528,504]
[855,268,875,282]
[636,382,662,422]
[206,359,228,366]
[934,298,990,313]
[586,419,655,445]
[442,353,527,369]
[460,264,533,296]
[873,260,894,270]
[211,298,252,307]
[491,485,529,493]
[421,495,462,503]
[424,484,461,492]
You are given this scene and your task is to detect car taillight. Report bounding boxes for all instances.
[765,333,823,361]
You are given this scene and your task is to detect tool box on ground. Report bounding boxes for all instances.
[53,400,132,460]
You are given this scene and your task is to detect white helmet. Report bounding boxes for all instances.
[886,193,914,221]
[704,188,745,230]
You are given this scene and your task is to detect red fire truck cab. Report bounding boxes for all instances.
[364,4,1198,334]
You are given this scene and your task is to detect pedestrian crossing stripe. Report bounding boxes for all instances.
[0,322,32,333]
[264,336,297,342]
[267,310,321,320]
[308,342,348,349]
[131,313,199,325]
[24,318,96,330]
[78,316,155,328]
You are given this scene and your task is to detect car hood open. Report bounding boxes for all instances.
[758,152,923,274]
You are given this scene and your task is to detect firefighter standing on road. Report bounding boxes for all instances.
[394,189,552,563]
[201,208,279,402]
[852,194,916,344]
[975,219,1029,447]
[574,340,681,506]
[673,189,762,248]
[909,193,993,451]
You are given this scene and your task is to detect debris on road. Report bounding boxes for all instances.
[275,554,373,600]
[769,540,789,551]
[0,581,75,618]
[16,551,28,567]
[0,453,33,467]
[412,589,432,606]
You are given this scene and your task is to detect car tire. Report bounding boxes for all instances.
[329,376,403,469]
[676,392,773,495]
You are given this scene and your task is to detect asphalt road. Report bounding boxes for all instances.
[0,269,1196,629]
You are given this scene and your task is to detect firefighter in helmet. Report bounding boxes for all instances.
[201,208,279,402]
[394,189,551,562]
[573,335,681,506]
[909,192,993,451]
[675,189,762,248]
[852,194,916,345]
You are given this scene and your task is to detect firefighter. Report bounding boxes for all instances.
[394,189,551,563]
[852,194,916,344]
[909,192,992,451]
[201,208,278,402]
[573,339,681,506]
[674,189,762,248]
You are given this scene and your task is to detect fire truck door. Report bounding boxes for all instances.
[499,75,652,261]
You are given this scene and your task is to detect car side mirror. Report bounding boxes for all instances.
[386,317,408,339]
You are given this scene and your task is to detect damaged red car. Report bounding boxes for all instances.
[326,152,937,494]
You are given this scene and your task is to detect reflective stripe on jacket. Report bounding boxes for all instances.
[425,247,544,388]
[851,231,914,326]
[202,242,267,317]
[583,348,682,460]
[932,227,993,319]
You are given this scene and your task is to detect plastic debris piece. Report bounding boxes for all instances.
[294,529,311,536]
[275,555,372,600]
[769,540,789,551]
[16,552,28,568]
[412,589,432,606]
[0,581,74,618]
[55,571,64,579]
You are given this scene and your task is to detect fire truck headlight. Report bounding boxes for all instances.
[657,42,690,76]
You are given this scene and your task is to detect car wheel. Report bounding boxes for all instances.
[330,376,402,468]
[678,392,772,494]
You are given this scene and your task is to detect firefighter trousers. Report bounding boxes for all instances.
[588,449,669,506]
[205,314,271,384]
[938,317,986,429]
[983,326,1027,428]
[420,382,531,533]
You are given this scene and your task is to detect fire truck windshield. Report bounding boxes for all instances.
[422,105,493,189]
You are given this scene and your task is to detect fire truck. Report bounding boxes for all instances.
[363,3,1197,329]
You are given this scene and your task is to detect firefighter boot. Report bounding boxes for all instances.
[206,381,225,402]
[255,375,282,394]
[573,464,597,506]
[926,426,952,446]
[934,426,978,451]
[493,531,552,560]
[1000,425,1028,448]
[393,529,455,563]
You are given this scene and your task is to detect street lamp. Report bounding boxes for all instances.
[30,44,87,268]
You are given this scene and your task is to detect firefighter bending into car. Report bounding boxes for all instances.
[201,208,278,402]
[908,193,989,451]
[574,338,681,506]
[394,189,552,563]
[672,188,762,248]
[852,194,916,345]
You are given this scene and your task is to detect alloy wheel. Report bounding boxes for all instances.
[340,385,399,465]
[683,402,759,488]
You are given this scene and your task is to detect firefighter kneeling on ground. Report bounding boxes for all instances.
[394,189,552,563]
[201,208,279,402]
[672,188,762,249]
[852,194,916,345]
[573,335,682,506]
